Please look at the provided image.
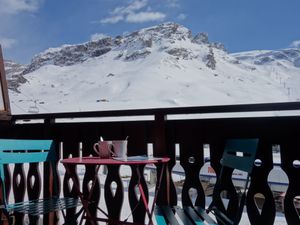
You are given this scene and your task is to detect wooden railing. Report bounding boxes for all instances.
[1,101,300,225]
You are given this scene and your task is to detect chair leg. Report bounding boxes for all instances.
[8,216,15,225]
[1,215,15,225]
[0,210,14,225]
[62,217,77,225]
[62,208,84,225]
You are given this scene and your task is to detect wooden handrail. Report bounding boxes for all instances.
[11,101,300,121]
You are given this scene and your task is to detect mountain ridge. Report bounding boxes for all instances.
[19,22,225,75]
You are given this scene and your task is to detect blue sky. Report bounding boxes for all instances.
[1,0,300,64]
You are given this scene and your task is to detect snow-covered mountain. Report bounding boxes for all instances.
[6,22,300,114]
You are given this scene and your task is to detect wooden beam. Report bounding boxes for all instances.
[0,45,11,120]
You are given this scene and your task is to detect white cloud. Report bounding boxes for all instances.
[290,40,300,48]
[177,13,186,20]
[126,12,166,23]
[166,0,180,8]
[112,0,148,15]
[0,37,17,49]
[100,15,124,24]
[0,0,43,14]
[100,0,166,24]
[90,33,109,41]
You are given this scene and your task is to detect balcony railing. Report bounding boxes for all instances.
[1,101,300,225]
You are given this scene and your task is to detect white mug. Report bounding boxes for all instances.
[93,141,113,159]
[111,140,128,159]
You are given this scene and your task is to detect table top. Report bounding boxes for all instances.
[61,156,170,166]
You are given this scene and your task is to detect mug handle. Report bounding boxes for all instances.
[110,144,116,157]
[93,143,100,155]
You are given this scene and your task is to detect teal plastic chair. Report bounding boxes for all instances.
[0,139,81,224]
[206,138,259,225]
[155,138,259,225]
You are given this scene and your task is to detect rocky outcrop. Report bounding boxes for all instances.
[166,48,193,59]
[125,50,151,61]
[210,42,226,51]
[4,60,27,92]
[192,33,209,45]
[205,47,216,70]
[22,37,114,74]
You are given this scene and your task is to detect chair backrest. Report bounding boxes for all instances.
[0,139,56,205]
[208,138,259,225]
[221,138,258,174]
[0,139,55,163]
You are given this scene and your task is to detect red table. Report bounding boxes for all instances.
[61,156,170,225]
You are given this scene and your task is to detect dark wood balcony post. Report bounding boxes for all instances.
[153,112,167,156]
[43,119,59,225]
[153,112,171,205]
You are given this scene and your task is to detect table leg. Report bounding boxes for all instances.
[136,162,168,225]
[151,163,167,214]
[135,165,152,225]
[64,164,100,225]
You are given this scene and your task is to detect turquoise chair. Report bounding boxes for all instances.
[155,138,259,225]
[0,139,81,224]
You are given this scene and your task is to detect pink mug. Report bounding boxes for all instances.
[93,141,114,158]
